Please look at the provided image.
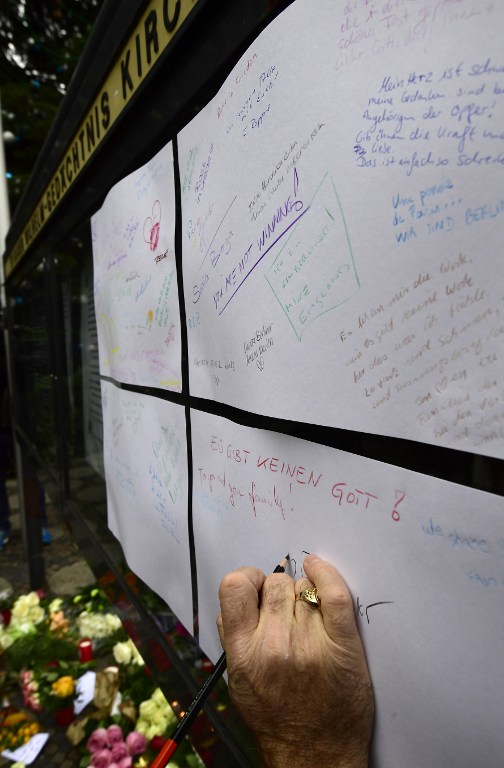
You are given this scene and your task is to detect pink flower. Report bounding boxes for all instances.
[119,758,133,768]
[110,743,128,762]
[125,731,147,756]
[87,728,109,753]
[91,748,112,768]
[107,724,124,746]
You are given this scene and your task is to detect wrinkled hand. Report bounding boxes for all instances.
[217,554,374,768]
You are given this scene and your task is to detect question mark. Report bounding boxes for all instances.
[392,490,406,522]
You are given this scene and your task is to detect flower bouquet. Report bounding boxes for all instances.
[0,585,207,767]
[84,723,147,768]
[1,592,80,671]
[0,706,40,752]
[21,662,82,726]
[111,639,156,718]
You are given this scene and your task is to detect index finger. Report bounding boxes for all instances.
[218,566,266,651]
[303,554,359,643]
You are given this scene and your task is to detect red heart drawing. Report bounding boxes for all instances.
[143,200,161,251]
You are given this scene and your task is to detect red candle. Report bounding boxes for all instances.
[78,639,93,662]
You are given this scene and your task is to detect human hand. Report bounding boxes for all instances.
[217,554,374,768]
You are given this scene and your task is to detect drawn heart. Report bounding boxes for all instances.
[143,199,162,251]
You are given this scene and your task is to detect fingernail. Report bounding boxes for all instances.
[304,553,321,565]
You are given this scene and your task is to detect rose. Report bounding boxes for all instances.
[26,592,40,607]
[91,748,112,768]
[119,758,132,768]
[110,743,128,762]
[87,727,109,753]
[125,731,147,756]
[11,602,28,622]
[112,641,132,665]
[107,724,123,746]
[105,614,122,633]
[11,592,44,627]
[52,675,75,698]
[113,638,145,666]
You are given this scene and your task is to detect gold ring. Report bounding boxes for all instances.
[297,587,320,607]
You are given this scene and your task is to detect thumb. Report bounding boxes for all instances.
[216,612,225,650]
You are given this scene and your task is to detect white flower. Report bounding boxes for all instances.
[0,626,15,651]
[10,593,44,629]
[77,611,122,638]
[146,722,166,740]
[152,708,173,727]
[113,638,145,666]
[105,614,122,632]
[113,640,132,665]
[49,598,63,613]
[152,687,169,707]
[135,719,149,736]
[25,593,39,608]
[139,699,158,721]
[130,640,145,666]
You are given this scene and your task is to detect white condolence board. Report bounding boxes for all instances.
[179,0,504,458]
[191,408,504,768]
[101,381,192,632]
[92,142,182,391]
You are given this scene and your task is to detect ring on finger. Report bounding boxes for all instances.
[296,587,321,607]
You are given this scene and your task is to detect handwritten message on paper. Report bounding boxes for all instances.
[191,409,504,768]
[179,0,504,458]
[92,143,182,391]
[101,381,192,631]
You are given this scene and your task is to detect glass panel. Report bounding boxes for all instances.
[9,259,59,478]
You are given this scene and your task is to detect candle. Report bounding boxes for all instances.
[79,639,93,662]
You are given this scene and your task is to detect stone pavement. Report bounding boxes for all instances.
[0,477,95,599]
[0,476,96,767]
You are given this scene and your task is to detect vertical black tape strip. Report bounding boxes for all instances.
[172,136,199,642]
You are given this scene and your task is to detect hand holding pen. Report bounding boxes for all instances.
[217,554,374,768]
